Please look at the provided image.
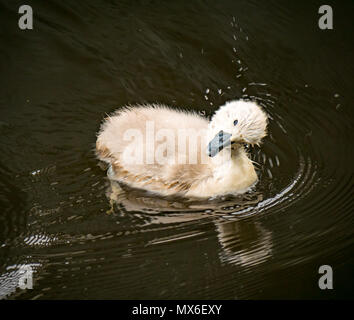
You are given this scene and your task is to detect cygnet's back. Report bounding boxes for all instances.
[96,104,212,196]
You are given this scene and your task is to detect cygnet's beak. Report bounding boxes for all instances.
[207,130,233,157]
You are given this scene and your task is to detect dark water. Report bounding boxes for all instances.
[0,0,353,299]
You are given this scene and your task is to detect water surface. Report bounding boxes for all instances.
[0,0,353,299]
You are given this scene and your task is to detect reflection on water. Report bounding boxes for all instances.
[106,179,273,269]
[217,221,272,267]
[0,0,353,299]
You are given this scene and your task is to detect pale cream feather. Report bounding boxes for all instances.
[96,100,268,198]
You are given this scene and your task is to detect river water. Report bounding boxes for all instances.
[0,0,353,299]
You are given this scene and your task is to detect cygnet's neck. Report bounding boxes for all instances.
[185,145,257,197]
[207,145,258,195]
[211,145,246,173]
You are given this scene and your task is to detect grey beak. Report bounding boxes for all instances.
[207,130,232,157]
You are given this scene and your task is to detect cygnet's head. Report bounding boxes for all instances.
[207,100,268,157]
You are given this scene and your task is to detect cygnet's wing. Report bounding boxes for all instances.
[96,104,211,195]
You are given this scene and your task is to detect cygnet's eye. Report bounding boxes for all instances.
[233,119,238,126]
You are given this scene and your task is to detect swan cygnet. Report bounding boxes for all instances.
[96,100,268,198]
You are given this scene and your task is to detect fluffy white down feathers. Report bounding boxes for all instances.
[96,100,268,198]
